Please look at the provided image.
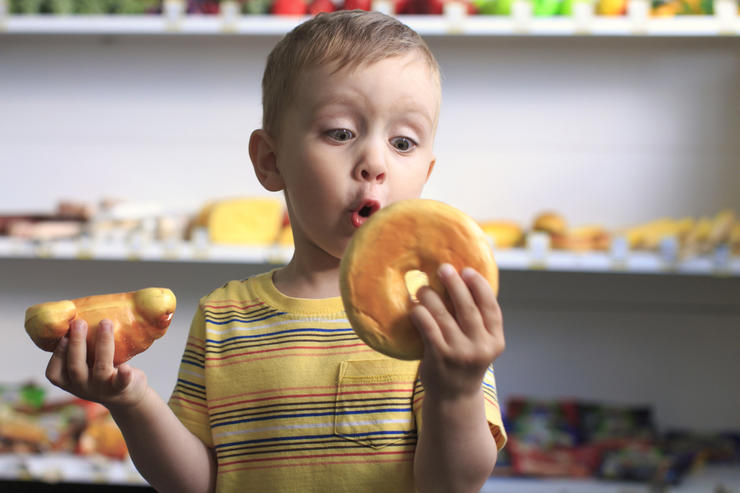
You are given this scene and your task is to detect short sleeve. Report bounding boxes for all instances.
[482,365,507,451]
[412,364,507,452]
[167,303,213,447]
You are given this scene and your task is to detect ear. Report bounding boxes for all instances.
[425,158,436,182]
[249,129,285,192]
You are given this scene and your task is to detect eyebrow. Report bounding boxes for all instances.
[309,91,437,131]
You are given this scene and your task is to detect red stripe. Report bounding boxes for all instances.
[186,337,205,352]
[169,401,209,416]
[207,347,376,368]
[209,380,418,403]
[169,395,208,409]
[209,386,415,410]
[219,456,413,474]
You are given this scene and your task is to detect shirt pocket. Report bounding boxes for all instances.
[334,359,420,450]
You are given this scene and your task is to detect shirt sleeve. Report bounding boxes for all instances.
[167,302,213,447]
[482,365,507,451]
[412,364,507,452]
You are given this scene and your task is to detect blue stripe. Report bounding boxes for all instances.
[212,408,412,428]
[215,430,411,449]
[206,327,354,345]
[181,359,205,369]
[205,312,286,325]
[177,378,205,390]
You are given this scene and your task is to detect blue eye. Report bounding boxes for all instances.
[327,129,354,142]
[390,137,416,152]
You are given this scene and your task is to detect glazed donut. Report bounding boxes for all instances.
[339,199,499,360]
[25,287,176,365]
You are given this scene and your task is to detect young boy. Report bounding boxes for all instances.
[44,10,506,493]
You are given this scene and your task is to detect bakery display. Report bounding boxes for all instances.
[0,198,736,272]
[531,212,611,252]
[480,221,525,249]
[25,288,176,365]
[189,197,284,246]
[339,199,499,360]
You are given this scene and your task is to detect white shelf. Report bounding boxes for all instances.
[1,452,737,491]
[482,465,740,493]
[1,237,737,276]
[0,452,147,486]
[1,14,738,36]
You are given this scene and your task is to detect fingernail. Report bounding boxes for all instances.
[461,267,476,279]
[71,319,86,333]
[438,263,455,278]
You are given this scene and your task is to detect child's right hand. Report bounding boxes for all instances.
[45,318,150,411]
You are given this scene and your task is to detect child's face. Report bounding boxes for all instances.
[275,53,439,262]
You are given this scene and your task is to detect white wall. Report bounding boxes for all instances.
[1,32,739,432]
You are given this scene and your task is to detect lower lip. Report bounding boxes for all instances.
[351,211,366,228]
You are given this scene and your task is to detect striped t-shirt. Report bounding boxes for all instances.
[168,270,506,492]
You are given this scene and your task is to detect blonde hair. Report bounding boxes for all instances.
[261,10,440,138]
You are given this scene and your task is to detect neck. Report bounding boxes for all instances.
[273,247,342,299]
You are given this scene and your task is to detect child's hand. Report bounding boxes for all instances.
[410,263,505,399]
[45,318,150,411]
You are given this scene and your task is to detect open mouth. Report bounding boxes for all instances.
[351,200,380,228]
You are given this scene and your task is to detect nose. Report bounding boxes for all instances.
[353,139,387,184]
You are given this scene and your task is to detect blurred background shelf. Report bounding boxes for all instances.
[0,453,737,492]
[483,465,740,492]
[1,13,738,36]
[0,453,148,489]
[0,237,737,276]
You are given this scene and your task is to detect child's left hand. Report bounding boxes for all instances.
[410,263,505,399]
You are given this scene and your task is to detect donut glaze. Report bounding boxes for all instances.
[339,199,499,360]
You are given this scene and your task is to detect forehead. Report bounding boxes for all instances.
[294,53,441,120]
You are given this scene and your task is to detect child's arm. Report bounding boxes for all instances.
[45,319,217,493]
[410,264,505,493]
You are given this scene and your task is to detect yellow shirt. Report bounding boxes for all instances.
[169,271,506,492]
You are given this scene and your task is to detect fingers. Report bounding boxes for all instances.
[92,319,116,382]
[461,267,502,334]
[415,283,465,348]
[462,267,506,357]
[66,318,89,383]
[410,303,448,356]
[438,264,487,337]
[45,335,70,388]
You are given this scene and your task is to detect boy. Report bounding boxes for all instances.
[44,10,506,493]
